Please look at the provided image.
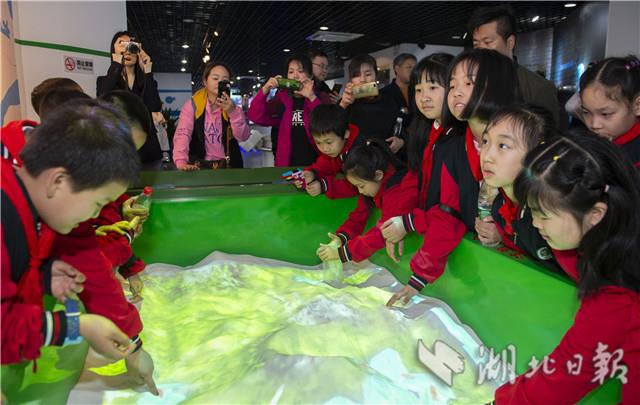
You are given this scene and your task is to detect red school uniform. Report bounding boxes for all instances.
[92,194,145,278]
[401,126,482,291]
[335,166,417,263]
[1,159,65,364]
[495,252,640,404]
[491,190,566,275]
[613,120,640,167]
[49,220,143,343]
[0,120,37,167]
[304,124,361,199]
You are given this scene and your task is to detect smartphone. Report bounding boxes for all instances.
[218,80,231,97]
[351,82,379,99]
[331,83,343,94]
[277,78,302,91]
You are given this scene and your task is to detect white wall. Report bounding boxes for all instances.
[13,1,126,120]
[605,1,640,57]
[343,43,463,82]
[154,72,192,119]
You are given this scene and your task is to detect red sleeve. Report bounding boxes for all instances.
[247,90,281,127]
[495,287,640,404]
[341,181,418,262]
[50,231,142,338]
[336,196,371,242]
[305,154,335,178]
[403,163,467,290]
[93,196,136,269]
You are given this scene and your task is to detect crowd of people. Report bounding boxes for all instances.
[2,4,639,403]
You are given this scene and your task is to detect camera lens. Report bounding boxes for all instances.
[127,42,140,54]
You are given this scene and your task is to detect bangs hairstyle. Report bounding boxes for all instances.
[285,54,313,78]
[99,90,152,136]
[348,54,377,79]
[406,53,454,171]
[20,99,141,191]
[202,61,233,82]
[485,104,556,152]
[442,48,521,127]
[309,104,349,139]
[514,131,640,297]
[343,139,404,182]
[579,56,640,105]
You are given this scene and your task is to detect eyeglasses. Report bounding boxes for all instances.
[313,63,329,71]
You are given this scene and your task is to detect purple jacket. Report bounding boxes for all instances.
[247,90,321,167]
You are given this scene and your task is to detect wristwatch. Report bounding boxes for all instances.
[64,299,84,345]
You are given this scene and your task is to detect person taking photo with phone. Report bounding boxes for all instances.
[173,61,250,170]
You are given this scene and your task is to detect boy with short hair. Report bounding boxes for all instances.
[1,99,138,368]
[301,104,361,198]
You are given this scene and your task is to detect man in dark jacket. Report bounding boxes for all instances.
[468,5,569,130]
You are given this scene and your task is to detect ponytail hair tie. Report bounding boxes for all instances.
[625,59,640,71]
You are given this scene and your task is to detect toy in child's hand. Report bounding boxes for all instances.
[95,217,140,236]
[281,169,307,189]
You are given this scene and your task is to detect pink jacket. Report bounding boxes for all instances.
[247,90,321,167]
[173,99,250,168]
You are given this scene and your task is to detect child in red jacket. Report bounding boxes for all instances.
[316,139,416,263]
[579,56,640,166]
[381,49,521,306]
[477,105,565,274]
[300,104,360,199]
[1,100,139,389]
[495,132,639,403]
[49,90,158,395]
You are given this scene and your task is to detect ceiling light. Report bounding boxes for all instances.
[180,67,186,72]
[462,32,467,39]
[202,55,210,63]
[564,3,576,7]
[182,44,189,49]
[183,18,194,23]
[181,59,187,64]
[191,81,195,86]
[283,48,290,52]
[236,76,241,80]
[451,35,461,40]
[230,81,234,84]
[248,69,253,73]
[561,16,568,20]
[214,31,219,37]
[319,26,329,31]
[531,16,540,22]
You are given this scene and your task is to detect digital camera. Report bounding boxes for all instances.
[123,41,141,54]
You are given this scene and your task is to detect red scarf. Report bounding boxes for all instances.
[497,189,518,236]
[419,122,446,207]
[465,126,483,182]
[613,120,640,146]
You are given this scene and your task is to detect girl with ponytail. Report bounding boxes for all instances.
[316,139,416,264]
[495,131,640,403]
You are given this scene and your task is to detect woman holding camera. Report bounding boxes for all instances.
[172,62,250,170]
[248,54,321,167]
[97,31,163,164]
